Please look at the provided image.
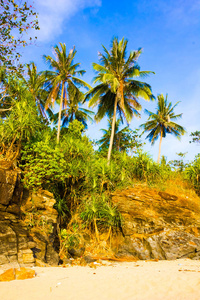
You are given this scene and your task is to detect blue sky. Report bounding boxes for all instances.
[22,0,200,162]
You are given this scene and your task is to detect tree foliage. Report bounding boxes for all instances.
[23,62,53,120]
[0,96,42,161]
[86,37,154,163]
[140,94,186,163]
[97,119,143,154]
[43,43,90,143]
[185,154,200,195]
[189,131,200,144]
[21,120,94,207]
[51,82,94,129]
[0,0,39,70]
[0,33,198,240]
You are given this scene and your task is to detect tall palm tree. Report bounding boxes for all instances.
[85,37,154,163]
[43,43,90,143]
[52,82,94,129]
[140,94,186,163]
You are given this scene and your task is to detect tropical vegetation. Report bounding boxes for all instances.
[43,43,90,143]
[0,12,199,251]
[85,37,155,163]
[140,94,186,163]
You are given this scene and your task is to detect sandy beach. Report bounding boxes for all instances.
[0,259,200,300]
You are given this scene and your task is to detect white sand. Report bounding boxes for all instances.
[0,259,200,300]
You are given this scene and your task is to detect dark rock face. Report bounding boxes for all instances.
[0,168,59,267]
[68,247,85,258]
[112,185,200,260]
[0,169,19,205]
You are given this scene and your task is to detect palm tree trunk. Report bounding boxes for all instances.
[157,130,163,163]
[107,95,118,164]
[106,226,112,241]
[94,217,100,243]
[57,83,65,143]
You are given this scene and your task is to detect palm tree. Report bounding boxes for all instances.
[140,94,186,163]
[0,67,14,116]
[85,37,154,163]
[43,43,90,143]
[23,62,53,120]
[98,119,142,153]
[52,82,94,129]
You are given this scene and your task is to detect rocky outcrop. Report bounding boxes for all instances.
[112,185,200,260]
[0,168,59,267]
[1,166,200,265]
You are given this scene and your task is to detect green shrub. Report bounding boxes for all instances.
[184,154,200,194]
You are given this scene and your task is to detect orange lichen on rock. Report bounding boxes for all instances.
[0,268,15,282]
[15,267,35,280]
[0,267,35,282]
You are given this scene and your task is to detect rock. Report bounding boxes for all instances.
[0,169,18,205]
[112,185,200,260]
[27,241,36,248]
[158,191,178,201]
[35,259,50,267]
[30,233,47,262]
[21,190,57,224]
[83,255,97,263]
[18,249,35,265]
[28,228,59,265]
[0,268,35,281]
[0,268,15,281]
[159,230,200,260]
[6,204,20,215]
[117,237,151,260]
[62,258,72,265]
[0,222,17,261]
[0,211,19,222]
[15,267,35,280]
[0,168,59,268]
[46,244,60,265]
[0,255,10,265]
[146,236,166,260]
[68,247,85,258]
[21,190,59,265]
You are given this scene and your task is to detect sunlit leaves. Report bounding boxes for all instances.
[0,0,39,70]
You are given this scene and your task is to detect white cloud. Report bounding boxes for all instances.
[34,0,101,41]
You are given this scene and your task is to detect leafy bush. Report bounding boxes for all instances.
[21,120,94,209]
[184,154,200,194]
[0,97,42,161]
[80,196,122,242]
[59,227,81,256]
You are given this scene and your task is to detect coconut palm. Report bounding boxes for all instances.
[140,94,186,163]
[43,43,90,143]
[52,82,94,129]
[85,37,154,163]
[24,62,53,120]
